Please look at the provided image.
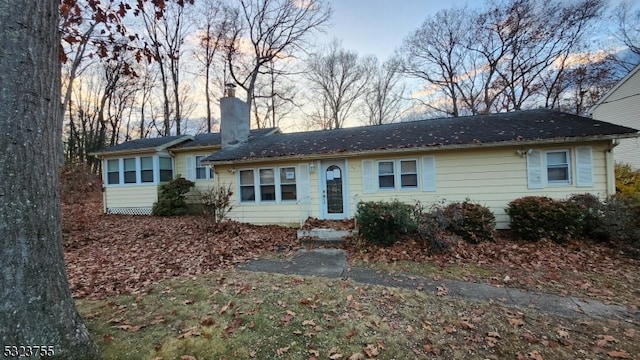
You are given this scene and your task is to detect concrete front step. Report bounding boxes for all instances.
[297,228,356,243]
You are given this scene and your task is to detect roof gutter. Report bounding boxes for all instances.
[89,148,160,159]
[202,133,639,166]
[89,135,194,159]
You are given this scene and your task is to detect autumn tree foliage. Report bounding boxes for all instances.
[61,0,194,165]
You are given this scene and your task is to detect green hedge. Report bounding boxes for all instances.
[152,177,195,216]
[355,200,416,246]
[506,196,583,243]
[442,201,496,243]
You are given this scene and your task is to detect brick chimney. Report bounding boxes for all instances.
[220,83,250,147]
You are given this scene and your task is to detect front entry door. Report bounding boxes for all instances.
[321,160,347,219]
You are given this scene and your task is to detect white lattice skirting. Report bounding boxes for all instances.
[107,207,152,215]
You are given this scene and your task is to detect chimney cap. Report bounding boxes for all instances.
[225,83,237,97]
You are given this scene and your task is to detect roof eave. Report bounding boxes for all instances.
[89,135,193,158]
[90,148,159,158]
[156,135,194,151]
[171,144,222,152]
[203,133,638,166]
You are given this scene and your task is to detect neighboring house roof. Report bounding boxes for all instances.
[590,63,640,112]
[204,109,639,164]
[91,128,278,156]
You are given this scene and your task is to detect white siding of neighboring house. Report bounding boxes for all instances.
[591,65,640,169]
[211,141,614,229]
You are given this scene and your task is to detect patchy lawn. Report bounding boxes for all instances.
[63,193,640,358]
[77,270,639,360]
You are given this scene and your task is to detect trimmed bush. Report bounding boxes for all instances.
[355,200,416,246]
[443,201,496,243]
[152,177,195,216]
[506,196,583,243]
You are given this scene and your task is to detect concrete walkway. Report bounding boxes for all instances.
[237,248,639,324]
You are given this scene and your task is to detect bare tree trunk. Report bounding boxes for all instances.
[0,1,99,358]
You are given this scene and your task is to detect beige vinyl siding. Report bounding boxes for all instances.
[350,144,610,228]
[212,160,321,226]
[209,141,611,228]
[591,68,640,169]
[174,151,217,204]
[105,185,158,210]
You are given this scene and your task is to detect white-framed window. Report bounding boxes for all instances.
[238,166,298,203]
[259,168,276,201]
[378,161,395,189]
[107,159,120,185]
[195,155,214,180]
[159,157,173,182]
[104,155,173,186]
[280,167,297,201]
[363,156,435,193]
[141,157,154,183]
[123,158,137,184]
[400,159,418,188]
[239,169,256,202]
[376,159,419,190]
[546,150,570,185]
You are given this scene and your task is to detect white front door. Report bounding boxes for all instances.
[321,160,347,219]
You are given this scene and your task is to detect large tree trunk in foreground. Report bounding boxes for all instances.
[0,1,98,358]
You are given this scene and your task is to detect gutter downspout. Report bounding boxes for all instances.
[605,140,620,196]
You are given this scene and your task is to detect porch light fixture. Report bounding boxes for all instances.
[228,168,236,174]
[516,149,533,158]
[309,162,315,172]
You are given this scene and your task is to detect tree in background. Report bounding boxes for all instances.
[223,0,331,112]
[401,0,606,117]
[0,0,99,357]
[141,1,195,136]
[362,58,406,125]
[194,0,237,133]
[614,1,640,69]
[305,39,375,129]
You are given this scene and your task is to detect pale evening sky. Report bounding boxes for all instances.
[319,0,484,60]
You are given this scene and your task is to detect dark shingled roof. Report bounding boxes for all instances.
[204,109,638,163]
[92,135,190,155]
[92,128,278,155]
[172,128,277,149]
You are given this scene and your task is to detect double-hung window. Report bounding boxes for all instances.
[239,167,298,203]
[259,169,276,201]
[378,159,418,190]
[140,157,154,183]
[195,155,214,180]
[239,170,256,202]
[378,161,395,189]
[400,160,418,188]
[546,150,570,184]
[123,158,137,184]
[159,157,173,182]
[107,159,120,185]
[280,167,297,201]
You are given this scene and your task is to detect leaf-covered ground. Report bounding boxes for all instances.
[64,192,640,358]
[63,192,640,310]
[62,193,298,300]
